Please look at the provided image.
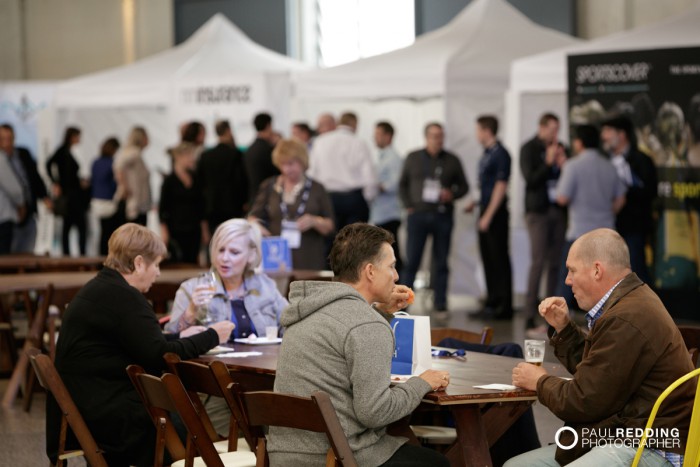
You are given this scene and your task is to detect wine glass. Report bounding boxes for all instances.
[195,271,217,326]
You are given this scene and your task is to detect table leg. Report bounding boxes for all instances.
[483,401,533,447]
[445,405,491,467]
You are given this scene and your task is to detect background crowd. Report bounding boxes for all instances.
[0,109,657,334]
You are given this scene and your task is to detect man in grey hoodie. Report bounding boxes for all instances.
[269,223,450,466]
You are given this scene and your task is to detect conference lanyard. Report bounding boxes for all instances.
[279,177,312,220]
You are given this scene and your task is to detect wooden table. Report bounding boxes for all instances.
[0,268,332,295]
[0,255,106,273]
[198,343,567,467]
[0,269,331,407]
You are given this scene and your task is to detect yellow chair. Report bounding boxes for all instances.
[632,367,700,467]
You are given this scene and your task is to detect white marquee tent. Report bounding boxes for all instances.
[38,13,306,254]
[46,12,306,199]
[293,0,579,295]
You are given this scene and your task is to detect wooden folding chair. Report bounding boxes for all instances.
[229,383,358,467]
[679,325,700,368]
[163,353,253,453]
[26,348,108,467]
[23,284,83,412]
[127,364,256,467]
[2,288,50,409]
[430,326,494,346]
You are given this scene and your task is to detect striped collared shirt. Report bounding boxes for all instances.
[585,279,623,330]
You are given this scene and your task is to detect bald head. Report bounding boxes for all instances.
[571,228,631,275]
[316,113,336,134]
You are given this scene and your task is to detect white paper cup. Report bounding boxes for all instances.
[265,326,279,339]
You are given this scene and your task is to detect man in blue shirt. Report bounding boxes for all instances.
[469,115,513,320]
[370,121,404,273]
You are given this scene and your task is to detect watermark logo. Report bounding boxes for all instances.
[555,427,579,450]
[554,427,681,450]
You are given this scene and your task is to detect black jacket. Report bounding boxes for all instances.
[616,147,657,236]
[197,142,248,221]
[47,267,218,466]
[46,145,89,213]
[244,138,280,202]
[15,147,48,216]
[520,136,558,214]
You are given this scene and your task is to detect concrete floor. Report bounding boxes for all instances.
[0,289,569,467]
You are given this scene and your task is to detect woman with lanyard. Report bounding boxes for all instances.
[166,218,288,435]
[248,138,335,270]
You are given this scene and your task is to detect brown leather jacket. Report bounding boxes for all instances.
[537,273,695,465]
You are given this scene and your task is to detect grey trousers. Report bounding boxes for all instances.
[524,206,566,319]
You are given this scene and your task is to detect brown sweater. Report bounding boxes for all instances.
[537,273,695,464]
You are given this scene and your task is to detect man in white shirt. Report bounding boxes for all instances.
[309,112,378,235]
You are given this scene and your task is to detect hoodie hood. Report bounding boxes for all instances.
[281,280,367,327]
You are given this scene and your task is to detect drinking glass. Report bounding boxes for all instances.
[195,271,217,326]
[524,339,545,366]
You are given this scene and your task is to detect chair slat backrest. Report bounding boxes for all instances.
[164,353,240,450]
[27,348,108,467]
[229,383,358,467]
[127,365,226,467]
[430,326,493,346]
[207,360,257,452]
[126,365,186,465]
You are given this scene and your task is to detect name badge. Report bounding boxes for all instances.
[422,178,441,203]
[281,220,301,249]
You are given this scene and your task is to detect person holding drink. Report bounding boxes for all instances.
[166,218,288,339]
[506,228,694,467]
[166,218,288,435]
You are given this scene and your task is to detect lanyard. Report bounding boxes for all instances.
[279,177,312,220]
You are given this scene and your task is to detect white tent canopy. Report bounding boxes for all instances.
[292,0,579,296]
[47,11,306,186]
[43,14,306,254]
[55,13,306,109]
[509,4,700,95]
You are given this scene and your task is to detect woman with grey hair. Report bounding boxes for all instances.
[114,126,151,225]
[166,218,288,340]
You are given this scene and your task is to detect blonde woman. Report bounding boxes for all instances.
[166,218,287,339]
[248,138,335,270]
[114,126,151,226]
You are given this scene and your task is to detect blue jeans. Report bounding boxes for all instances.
[402,211,453,310]
[503,443,673,467]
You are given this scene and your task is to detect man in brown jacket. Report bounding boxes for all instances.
[506,228,694,466]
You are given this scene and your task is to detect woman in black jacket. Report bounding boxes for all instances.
[46,126,90,256]
[46,223,233,466]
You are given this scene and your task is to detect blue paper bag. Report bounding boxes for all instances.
[261,237,292,272]
[390,315,432,376]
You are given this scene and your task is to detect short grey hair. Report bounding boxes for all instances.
[573,228,631,271]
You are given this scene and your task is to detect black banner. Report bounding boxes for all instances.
[568,47,700,301]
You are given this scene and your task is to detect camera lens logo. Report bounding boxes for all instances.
[555,427,579,450]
